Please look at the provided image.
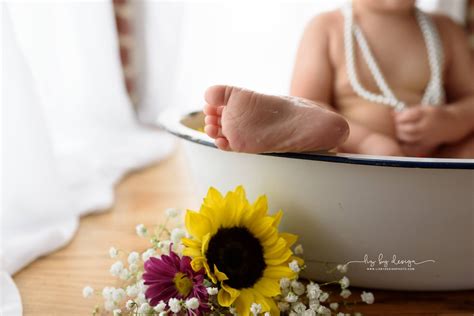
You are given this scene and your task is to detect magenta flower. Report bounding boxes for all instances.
[143,250,209,314]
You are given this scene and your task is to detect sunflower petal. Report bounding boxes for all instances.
[262,265,297,279]
[185,210,213,240]
[280,232,298,248]
[234,288,254,316]
[213,265,229,282]
[182,246,202,258]
[253,277,281,297]
[181,237,201,248]
[217,283,240,307]
[201,233,211,254]
[204,187,224,207]
[272,209,283,228]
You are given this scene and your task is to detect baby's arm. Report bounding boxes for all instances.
[291,13,402,156]
[395,16,474,152]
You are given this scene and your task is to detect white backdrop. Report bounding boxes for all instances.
[136,0,466,123]
[1,2,173,315]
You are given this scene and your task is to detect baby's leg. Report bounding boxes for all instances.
[203,85,349,153]
[435,133,474,158]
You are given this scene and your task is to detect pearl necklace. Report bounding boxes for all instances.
[343,4,445,111]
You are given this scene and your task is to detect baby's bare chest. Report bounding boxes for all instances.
[330,23,439,105]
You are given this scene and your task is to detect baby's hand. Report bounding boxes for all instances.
[357,133,404,156]
[394,106,459,151]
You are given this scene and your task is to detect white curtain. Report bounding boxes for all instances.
[136,0,465,123]
[1,2,173,315]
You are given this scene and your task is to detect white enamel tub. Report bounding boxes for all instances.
[159,110,474,291]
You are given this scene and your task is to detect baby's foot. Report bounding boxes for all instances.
[203,85,349,153]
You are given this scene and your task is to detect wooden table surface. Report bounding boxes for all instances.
[13,148,474,315]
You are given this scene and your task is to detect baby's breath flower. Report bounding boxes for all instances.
[137,302,151,314]
[125,300,135,310]
[278,301,290,312]
[361,291,375,304]
[157,240,171,253]
[154,301,166,312]
[119,268,131,281]
[330,302,339,310]
[337,264,348,273]
[110,261,124,276]
[280,277,291,289]
[285,292,299,303]
[308,300,320,311]
[291,280,305,296]
[109,247,118,259]
[289,260,301,273]
[82,286,94,298]
[340,289,351,299]
[112,288,126,302]
[229,307,237,315]
[102,286,115,300]
[112,308,122,316]
[303,309,316,316]
[135,224,147,237]
[264,313,271,316]
[206,287,218,295]
[291,302,306,314]
[128,251,139,265]
[339,276,350,289]
[316,305,331,316]
[306,282,320,300]
[185,297,200,310]
[104,300,117,311]
[129,263,138,273]
[318,292,329,302]
[126,285,138,297]
[250,303,262,316]
[159,312,168,316]
[165,208,180,218]
[168,298,182,313]
[135,293,147,305]
[141,248,155,261]
[294,244,304,255]
[171,228,186,245]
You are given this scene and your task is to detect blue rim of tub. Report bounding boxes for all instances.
[159,110,474,170]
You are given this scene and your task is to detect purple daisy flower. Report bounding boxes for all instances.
[143,249,209,314]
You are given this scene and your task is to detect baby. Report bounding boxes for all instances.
[203,0,474,158]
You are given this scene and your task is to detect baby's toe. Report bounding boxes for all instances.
[204,115,221,126]
[215,137,230,151]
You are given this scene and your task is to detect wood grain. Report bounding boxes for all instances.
[13,148,474,315]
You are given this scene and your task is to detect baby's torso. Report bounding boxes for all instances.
[327,10,448,138]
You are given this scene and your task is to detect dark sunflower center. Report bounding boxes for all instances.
[206,227,266,289]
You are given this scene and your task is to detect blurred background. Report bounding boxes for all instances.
[1,0,472,313]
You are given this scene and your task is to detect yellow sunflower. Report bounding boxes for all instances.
[182,186,303,316]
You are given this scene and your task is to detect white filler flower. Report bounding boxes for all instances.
[109,247,118,259]
[165,208,181,218]
[361,291,375,304]
[339,276,350,289]
[340,289,351,299]
[168,298,182,313]
[206,287,219,295]
[82,286,94,298]
[185,298,200,310]
[128,251,139,265]
[135,224,147,237]
[110,261,124,276]
[337,264,348,273]
[288,260,301,273]
[171,228,186,245]
[250,303,262,316]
